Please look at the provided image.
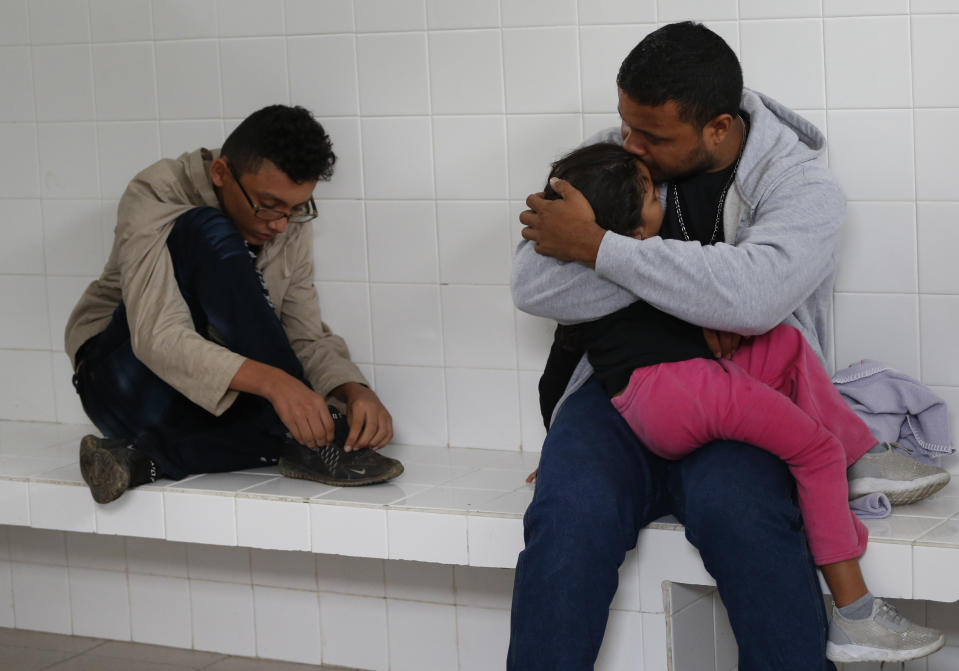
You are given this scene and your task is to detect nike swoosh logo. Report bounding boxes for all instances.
[349,468,366,475]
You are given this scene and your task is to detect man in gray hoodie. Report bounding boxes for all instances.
[507,22,890,670]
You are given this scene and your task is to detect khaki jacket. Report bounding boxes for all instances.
[65,148,367,416]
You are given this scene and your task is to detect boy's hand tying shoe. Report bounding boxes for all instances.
[278,405,404,486]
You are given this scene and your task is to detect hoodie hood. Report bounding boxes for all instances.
[735,88,826,211]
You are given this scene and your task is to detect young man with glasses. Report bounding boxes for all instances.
[67,105,402,503]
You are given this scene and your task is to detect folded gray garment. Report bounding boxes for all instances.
[833,359,954,463]
[850,492,891,519]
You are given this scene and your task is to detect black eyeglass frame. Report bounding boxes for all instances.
[228,164,318,224]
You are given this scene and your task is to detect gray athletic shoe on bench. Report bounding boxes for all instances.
[827,598,944,663]
[847,442,950,505]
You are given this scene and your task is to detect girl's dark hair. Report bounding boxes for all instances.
[221,105,335,183]
[617,21,742,129]
[544,142,646,236]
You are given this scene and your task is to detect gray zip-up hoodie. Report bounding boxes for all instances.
[511,89,846,424]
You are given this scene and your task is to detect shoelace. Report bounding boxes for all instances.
[318,444,341,470]
[877,603,908,671]
[884,440,919,458]
[877,601,904,626]
[898,443,917,457]
[876,601,928,671]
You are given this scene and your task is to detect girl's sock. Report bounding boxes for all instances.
[837,591,875,620]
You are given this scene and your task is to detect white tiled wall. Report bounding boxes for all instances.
[8,520,959,670]
[0,526,522,669]
[2,0,958,462]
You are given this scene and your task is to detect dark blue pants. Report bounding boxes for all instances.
[507,379,835,671]
[74,207,306,480]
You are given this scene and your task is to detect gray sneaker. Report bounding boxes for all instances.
[827,598,944,663]
[847,442,950,505]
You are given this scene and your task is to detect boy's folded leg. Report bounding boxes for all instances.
[827,597,944,663]
[847,441,950,505]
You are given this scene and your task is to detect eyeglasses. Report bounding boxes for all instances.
[228,165,318,224]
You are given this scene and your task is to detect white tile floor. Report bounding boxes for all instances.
[0,627,354,670]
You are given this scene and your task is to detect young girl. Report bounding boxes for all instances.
[532,142,946,664]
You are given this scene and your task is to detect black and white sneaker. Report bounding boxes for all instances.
[79,435,159,504]
[278,406,403,487]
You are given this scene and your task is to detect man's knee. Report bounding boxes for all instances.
[168,206,248,263]
[524,479,638,557]
[527,437,656,556]
[679,442,802,547]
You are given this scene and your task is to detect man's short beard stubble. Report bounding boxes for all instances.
[663,138,717,182]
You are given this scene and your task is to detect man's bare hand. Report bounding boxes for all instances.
[702,328,743,360]
[231,359,334,448]
[331,382,393,452]
[520,178,606,266]
[265,373,336,448]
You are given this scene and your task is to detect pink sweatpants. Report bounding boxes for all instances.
[611,324,875,566]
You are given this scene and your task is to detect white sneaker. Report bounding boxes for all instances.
[826,598,944,663]
[847,442,950,505]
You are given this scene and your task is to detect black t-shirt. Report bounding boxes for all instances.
[659,110,749,246]
[565,303,713,395]
[659,161,733,245]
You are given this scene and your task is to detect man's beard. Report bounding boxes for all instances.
[662,141,717,182]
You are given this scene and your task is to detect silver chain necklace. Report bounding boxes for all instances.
[669,116,747,244]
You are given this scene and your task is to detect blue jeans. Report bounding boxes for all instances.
[507,379,835,671]
[74,207,307,479]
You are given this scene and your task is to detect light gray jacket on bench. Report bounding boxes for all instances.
[511,88,846,425]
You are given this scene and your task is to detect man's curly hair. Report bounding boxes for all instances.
[617,22,742,130]
[221,105,336,183]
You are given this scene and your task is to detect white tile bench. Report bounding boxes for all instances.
[3,420,959,670]
[0,421,540,568]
